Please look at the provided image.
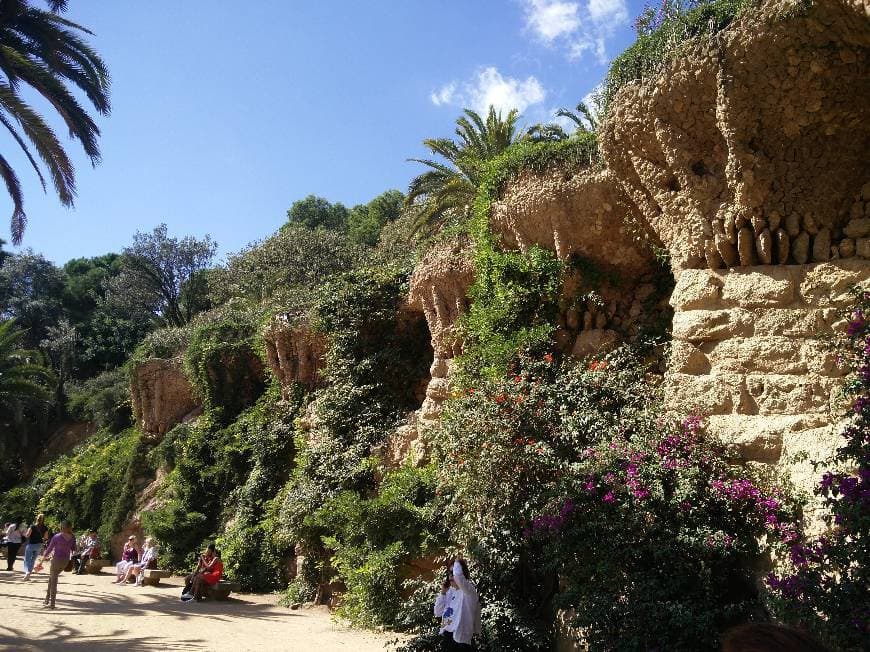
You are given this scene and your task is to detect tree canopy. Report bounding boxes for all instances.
[286,195,349,231]
[105,224,216,328]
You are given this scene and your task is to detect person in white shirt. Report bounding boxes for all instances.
[4,522,22,571]
[434,557,481,650]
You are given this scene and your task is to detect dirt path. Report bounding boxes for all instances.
[0,566,402,651]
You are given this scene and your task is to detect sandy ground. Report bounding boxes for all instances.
[0,563,403,651]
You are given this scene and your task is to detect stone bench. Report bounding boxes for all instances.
[85,559,112,574]
[203,580,239,601]
[142,569,172,586]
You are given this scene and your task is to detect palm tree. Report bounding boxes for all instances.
[0,0,110,244]
[0,318,54,407]
[525,101,598,142]
[406,106,521,233]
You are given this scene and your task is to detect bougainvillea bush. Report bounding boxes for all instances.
[429,346,800,651]
[767,292,870,650]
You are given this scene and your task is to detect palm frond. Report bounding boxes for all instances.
[0,153,26,243]
[0,1,109,243]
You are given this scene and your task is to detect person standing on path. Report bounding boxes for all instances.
[4,522,22,571]
[433,557,481,651]
[22,513,48,580]
[40,521,76,609]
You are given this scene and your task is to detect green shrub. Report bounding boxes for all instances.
[274,265,437,623]
[129,325,191,363]
[143,414,244,569]
[426,350,800,651]
[184,303,266,424]
[14,428,147,548]
[144,384,301,586]
[306,464,442,626]
[0,485,39,525]
[66,367,132,432]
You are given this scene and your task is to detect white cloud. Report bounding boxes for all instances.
[587,0,628,24]
[468,67,546,115]
[523,0,581,42]
[568,35,608,64]
[520,0,630,64]
[429,67,546,116]
[430,83,456,107]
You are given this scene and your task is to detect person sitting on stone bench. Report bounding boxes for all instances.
[181,543,216,601]
[72,529,101,575]
[113,535,140,583]
[120,537,158,586]
[182,546,223,602]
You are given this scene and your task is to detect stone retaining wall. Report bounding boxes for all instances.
[665,260,870,517]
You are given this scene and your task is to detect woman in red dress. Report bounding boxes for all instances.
[191,549,223,601]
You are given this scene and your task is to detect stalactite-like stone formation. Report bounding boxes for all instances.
[262,315,327,399]
[492,167,673,357]
[600,0,870,273]
[408,238,475,422]
[129,357,200,437]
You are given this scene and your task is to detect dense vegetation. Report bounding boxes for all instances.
[2,1,865,651]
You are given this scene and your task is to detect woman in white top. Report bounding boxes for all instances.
[434,557,481,650]
[4,522,22,571]
[120,537,158,586]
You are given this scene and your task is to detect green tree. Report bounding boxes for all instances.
[105,224,216,328]
[62,253,153,376]
[347,189,404,246]
[0,0,110,244]
[526,101,598,142]
[0,250,66,348]
[406,106,521,233]
[0,318,53,406]
[0,318,55,479]
[62,254,122,325]
[286,195,349,231]
[208,222,364,305]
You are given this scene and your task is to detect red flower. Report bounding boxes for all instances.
[544,353,554,364]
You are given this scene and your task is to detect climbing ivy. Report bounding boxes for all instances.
[457,137,599,380]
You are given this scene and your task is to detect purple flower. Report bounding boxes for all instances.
[603,491,615,504]
[789,545,810,567]
[839,476,859,500]
[846,311,865,337]
[626,463,639,477]
[778,524,800,544]
[631,486,651,500]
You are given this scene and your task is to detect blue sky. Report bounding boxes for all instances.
[8,0,648,265]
